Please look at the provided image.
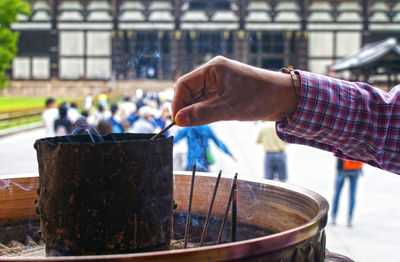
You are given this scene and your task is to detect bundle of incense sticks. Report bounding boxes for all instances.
[183,165,238,248]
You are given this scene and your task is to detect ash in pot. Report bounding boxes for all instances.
[34,133,173,256]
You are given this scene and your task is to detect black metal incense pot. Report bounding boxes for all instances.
[34,133,173,256]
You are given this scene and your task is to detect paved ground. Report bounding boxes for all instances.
[1,121,400,261]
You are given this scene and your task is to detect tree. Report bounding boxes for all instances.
[0,0,31,90]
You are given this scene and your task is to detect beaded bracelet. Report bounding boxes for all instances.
[280,66,300,99]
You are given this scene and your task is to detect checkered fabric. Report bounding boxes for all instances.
[276,70,400,175]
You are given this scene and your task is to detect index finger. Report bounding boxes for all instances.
[171,66,207,120]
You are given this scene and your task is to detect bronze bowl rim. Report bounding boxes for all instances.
[0,171,329,261]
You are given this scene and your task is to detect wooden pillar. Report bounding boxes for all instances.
[284,32,291,66]
[111,31,124,79]
[237,0,247,63]
[172,0,183,78]
[173,31,183,77]
[361,0,370,45]
[81,0,89,79]
[83,30,87,79]
[294,31,308,70]
[129,31,136,79]
[256,31,261,67]
[332,30,337,62]
[297,0,308,70]
[49,0,59,79]
[192,31,198,70]
[157,31,163,79]
[110,0,123,79]
[221,31,227,56]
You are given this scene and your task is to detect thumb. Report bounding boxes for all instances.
[175,100,228,127]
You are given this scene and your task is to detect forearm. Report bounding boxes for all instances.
[276,70,400,174]
[255,69,298,121]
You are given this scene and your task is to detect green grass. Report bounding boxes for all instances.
[0,97,46,111]
[0,97,76,111]
[0,97,77,130]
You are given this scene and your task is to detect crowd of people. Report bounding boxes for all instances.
[42,89,174,138]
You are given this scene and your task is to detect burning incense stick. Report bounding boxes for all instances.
[200,170,222,247]
[184,162,196,248]
[231,181,237,243]
[217,173,238,245]
[150,121,176,140]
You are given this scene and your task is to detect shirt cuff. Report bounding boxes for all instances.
[275,70,339,154]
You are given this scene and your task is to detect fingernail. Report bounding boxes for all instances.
[177,111,190,126]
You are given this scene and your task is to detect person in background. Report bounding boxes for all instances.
[70,116,91,135]
[170,125,186,171]
[256,121,288,182]
[88,104,110,126]
[331,158,363,227]
[83,93,93,111]
[54,103,72,136]
[98,91,108,109]
[67,102,80,123]
[108,103,123,133]
[117,96,136,131]
[125,110,139,129]
[81,110,89,118]
[154,102,172,136]
[130,106,156,134]
[134,88,145,110]
[173,125,235,172]
[42,97,58,137]
[97,120,113,136]
[147,91,161,108]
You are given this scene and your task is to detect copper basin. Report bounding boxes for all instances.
[0,171,328,261]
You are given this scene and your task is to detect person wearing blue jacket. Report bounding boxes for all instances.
[173,125,235,172]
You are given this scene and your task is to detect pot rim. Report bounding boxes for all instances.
[0,172,328,262]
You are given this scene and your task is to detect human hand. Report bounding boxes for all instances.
[172,56,297,126]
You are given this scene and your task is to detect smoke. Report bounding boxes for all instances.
[0,178,35,195]
[237,182,259,221]
[71,118,104,142]
[130,49,161,68]
[126,47,162,79]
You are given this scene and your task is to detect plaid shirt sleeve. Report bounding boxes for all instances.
[276,70,400,175]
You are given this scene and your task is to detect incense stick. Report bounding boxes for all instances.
[184,162,196,248]
[217,173,238,245]
[230,181,237,243]
[200,170,222,247]
[150,121,176,140]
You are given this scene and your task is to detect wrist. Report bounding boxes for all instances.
[281,67,301,99]
[256,69,298,122]
[279,67,300,120]
[279,74,298,120]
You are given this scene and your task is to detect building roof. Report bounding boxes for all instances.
[331,37,400,71]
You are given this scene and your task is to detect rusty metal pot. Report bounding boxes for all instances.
[34,133,173,256]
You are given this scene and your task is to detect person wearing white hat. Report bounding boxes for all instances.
[130,106,156,134]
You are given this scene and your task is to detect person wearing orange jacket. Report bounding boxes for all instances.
[331,158,363,227]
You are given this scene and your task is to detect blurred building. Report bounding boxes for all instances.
[10,0,400,83]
